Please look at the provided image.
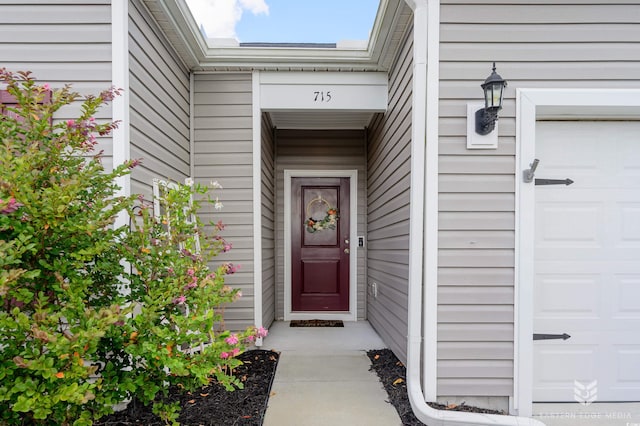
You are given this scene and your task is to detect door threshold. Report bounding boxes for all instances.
[287,312,356,321]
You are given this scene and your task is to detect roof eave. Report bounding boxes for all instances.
[145,0,409,72]
[194,47,382,72]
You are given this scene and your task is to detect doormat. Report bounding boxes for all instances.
[290,319,344,328]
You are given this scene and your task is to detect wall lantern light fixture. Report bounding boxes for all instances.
[475,62,507,135]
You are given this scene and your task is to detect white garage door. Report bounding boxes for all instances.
[533,121,640,402]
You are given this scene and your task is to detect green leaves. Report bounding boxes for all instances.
[0,69,261,425]
[0,70,131,425]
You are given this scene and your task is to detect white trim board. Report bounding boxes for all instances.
[111,0,130,229]
[252,71,264,345]
[283,169,358,322]
[514,88,640,417]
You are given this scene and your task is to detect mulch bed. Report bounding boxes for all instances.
[96,346,504,426]
[96,349,279,426]
[367,349,506,426]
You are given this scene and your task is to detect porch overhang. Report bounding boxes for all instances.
[257,71,388,129]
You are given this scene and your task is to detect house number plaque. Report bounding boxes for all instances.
[313,91,332,102]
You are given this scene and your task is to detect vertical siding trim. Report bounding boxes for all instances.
[252,71,263,344]
[112,0,130,228]
[190,73,195,178]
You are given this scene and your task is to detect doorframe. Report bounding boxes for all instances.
[514,88,640,417]
[283,169,358,321]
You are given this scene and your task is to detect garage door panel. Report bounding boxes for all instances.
[613,274,640,319]
[615,347,640,383]
[533,121,640,402]
[534,344,598,402]
[619,203,640,244]
[536,130,602,174]
[536,202,603,247]
[535,273,599,318]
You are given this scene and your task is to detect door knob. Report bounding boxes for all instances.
[344,248,350,254]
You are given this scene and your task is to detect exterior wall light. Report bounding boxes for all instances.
[475,62,507,135]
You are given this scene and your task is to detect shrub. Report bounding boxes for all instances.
[113,179,264,424]
[0,70,264,425]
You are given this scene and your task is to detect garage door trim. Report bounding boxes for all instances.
[514,88,640,417]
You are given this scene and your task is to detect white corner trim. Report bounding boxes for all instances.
[252,71,264,345]
[189,73,195,179]
[514,87,640,417]
[283,169,358,322]
[111,0,130,229]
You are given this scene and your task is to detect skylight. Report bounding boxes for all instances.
[185,0,380,47]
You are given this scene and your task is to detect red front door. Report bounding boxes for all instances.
[291,177,350,311]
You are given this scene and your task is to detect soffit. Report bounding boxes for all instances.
[267,111,377,130]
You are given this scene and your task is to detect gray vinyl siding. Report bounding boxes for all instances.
[128,0,190,197]
[438,0,640,399]
[193,73,254,330]
[261,113,276,328]
[366,23,413,364]
[274,129,367,321]
[0,0,113,171]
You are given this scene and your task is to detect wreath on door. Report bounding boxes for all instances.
[305,195,338,233]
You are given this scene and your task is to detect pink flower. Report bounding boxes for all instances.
[187,268,195,277]
[256,327,268,338]
[231,348,240,356]
[172,295,186,305]
[0,197,23,214]
[215,220,225,231]
[225,334,239,345]
[42,84,50,91]
[222,263,240,275]
[223,243,232,252]
[234,291,242,301]
[246,335,255,343]
[99,86,122,102]
[220,352,229,359]
[184,276,197,290]
[66,119,75,127]
[127,158,141,169]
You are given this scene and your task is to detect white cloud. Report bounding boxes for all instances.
[186,0,269,39]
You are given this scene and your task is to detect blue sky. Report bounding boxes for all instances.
[186,0,380,44]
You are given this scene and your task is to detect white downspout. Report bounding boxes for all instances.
[403,0,544,424]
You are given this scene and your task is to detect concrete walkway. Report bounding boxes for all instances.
[261,321,402,426]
